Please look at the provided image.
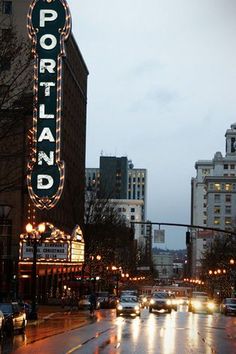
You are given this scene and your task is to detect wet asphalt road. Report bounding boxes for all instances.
[1,306,236,354]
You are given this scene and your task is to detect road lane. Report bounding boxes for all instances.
[6,306,236,354]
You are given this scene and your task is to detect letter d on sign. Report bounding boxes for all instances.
[37,175,54,189]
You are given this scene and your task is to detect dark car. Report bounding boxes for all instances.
[149,292,173,313]
[220,298,236,316]
[96,292,110,309]
[0,302,27,334]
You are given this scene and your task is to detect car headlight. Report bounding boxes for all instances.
[142,297,147,303]
[193,301,201,309]
[150,299,155,305]
[207,302,215,310]
[117,305,123,310]
[167,300,172,305]
[135,305,140,311]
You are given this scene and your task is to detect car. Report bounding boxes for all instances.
[0,302,27,334]
[116,295,141,316]
[78,295,100,310]
[220,298,236,316]
[108,295,118,309]
[149,292,173,313]
[188,295,215,314]
[96,292,110,309]
[0,310,4,339]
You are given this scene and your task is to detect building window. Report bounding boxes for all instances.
[131,215,135,221]
[214,194,220,202]
[230,164,235,169]
[224,164,228,169]
[225,217,232,225]
[2,1,12,14]
[225,194,231,203]
[214,217,220,225]
[130,207,135,212]
[225,206,231,214]
[214,206,220,214]
[202,169,210,176]
[214,183,221,191]
[225,183,232,191]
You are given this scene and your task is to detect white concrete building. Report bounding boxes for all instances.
[109,199,144,244]
[190,123,236,277]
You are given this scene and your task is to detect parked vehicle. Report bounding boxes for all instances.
[0,310,4,339]
[116,296,141,317]
[0,302,27,334]
[220,298,236,316]
[149,292,173,313]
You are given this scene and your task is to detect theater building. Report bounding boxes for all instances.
[0,0,88,301]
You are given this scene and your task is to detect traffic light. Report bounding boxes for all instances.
[186,231,190,245]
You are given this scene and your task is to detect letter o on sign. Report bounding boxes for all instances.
[40,34,57,50]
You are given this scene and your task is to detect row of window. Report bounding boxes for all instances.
[214,194,231,202]
[214,217,232,225]
[118,207,136,213]
[224,164,235,169]
[214,206,231,214]
[210,183,236,192]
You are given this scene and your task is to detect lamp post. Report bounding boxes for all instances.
[26,222,45,320]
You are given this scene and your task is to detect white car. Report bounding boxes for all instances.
[116,296,141,316]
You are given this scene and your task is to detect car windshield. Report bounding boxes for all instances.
[153,293,169,299]
[120,297,138,303]
[194,296,208,301]
[0,304,12,314]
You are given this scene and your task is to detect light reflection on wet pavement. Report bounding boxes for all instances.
[2,306,236,354]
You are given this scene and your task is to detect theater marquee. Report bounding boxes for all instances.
[27,0,71,209]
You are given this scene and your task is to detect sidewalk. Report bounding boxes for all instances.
[28,305,90,325]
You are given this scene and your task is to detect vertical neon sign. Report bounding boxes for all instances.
[27,0,71,209]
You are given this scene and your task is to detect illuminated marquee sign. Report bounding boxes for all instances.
[27,0,71,209]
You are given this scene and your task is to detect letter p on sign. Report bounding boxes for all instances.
[40,10,58,27]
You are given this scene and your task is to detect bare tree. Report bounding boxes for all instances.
[0,27,32,193]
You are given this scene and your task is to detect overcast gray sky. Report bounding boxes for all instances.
[67,0,236,249]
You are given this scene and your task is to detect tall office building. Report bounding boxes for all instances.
[190,123,236,276]
[0,0,88,299]
[85,156,147,243]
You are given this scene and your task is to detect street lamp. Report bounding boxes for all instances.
[26,222,46,320]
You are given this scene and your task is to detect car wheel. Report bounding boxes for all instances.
[167,308,171,313]
[149,307,152,313]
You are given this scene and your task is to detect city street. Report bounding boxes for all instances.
[1,305,236,354]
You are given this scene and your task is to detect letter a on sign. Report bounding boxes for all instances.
[27,0,71,209]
